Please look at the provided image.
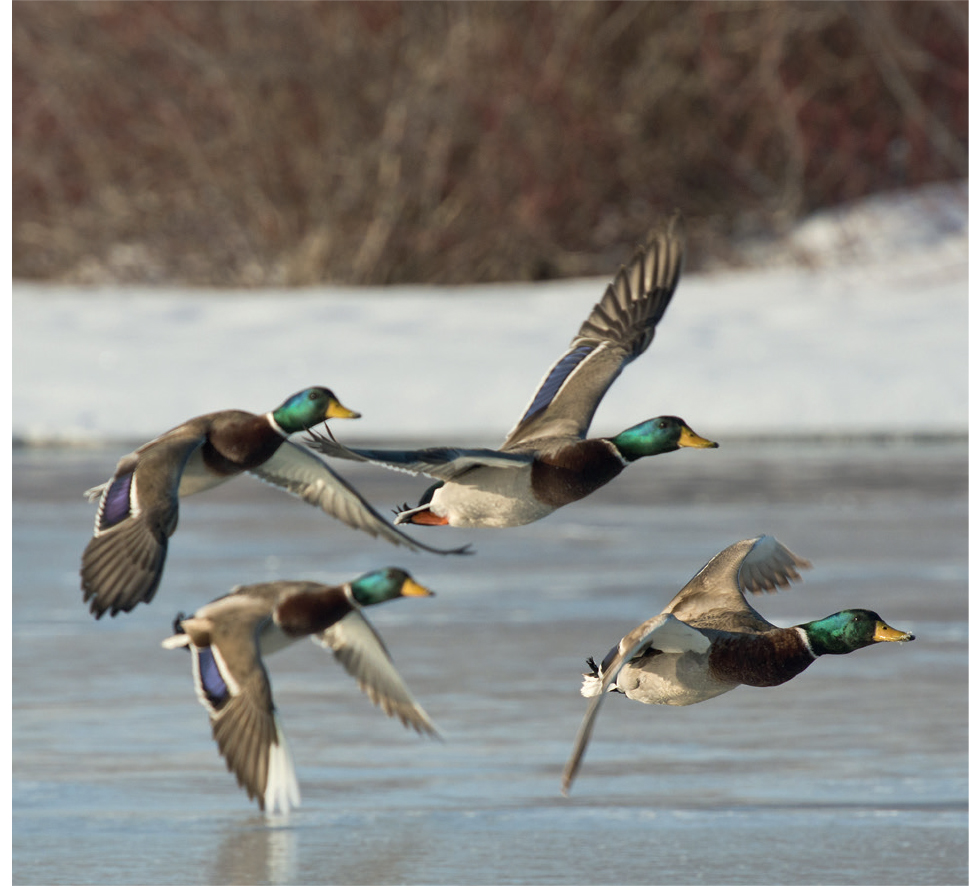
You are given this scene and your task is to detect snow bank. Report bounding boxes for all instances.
[13,182,967,445]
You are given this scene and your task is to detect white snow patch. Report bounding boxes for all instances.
[12,182,967,445]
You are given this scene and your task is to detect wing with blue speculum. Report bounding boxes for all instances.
[81,433,205,618]
[167,611,301,815]
[502,222,683,450]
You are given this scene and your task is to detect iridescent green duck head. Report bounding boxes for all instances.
[611,416,718,462]
[800,609,915,656]
[272,387,361,434]
[349,567,434,606]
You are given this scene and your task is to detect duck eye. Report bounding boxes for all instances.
[308,391,320,400]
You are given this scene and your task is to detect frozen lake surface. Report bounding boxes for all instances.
[12,438,967,885]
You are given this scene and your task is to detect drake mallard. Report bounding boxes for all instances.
[306,221,717,529]
[162,566,439,816]
[561,535,915,795]
[81,387,468,618]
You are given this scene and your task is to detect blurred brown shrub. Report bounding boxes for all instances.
[12,1,967,286]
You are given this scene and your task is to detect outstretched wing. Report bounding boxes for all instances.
[304,430,534,481]
[169,609,301,816]
[81,432,204,618]
[561,612,709,795]
[665,535,812,625]
[314,610,440,737]
[249,439,471,555]
[203,652,300,816]
[503,221,683,450]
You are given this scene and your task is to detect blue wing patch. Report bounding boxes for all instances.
[100,471,134,529]
[197,647,230,709]
[520,346,594,425]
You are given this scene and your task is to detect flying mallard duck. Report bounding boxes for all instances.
[162,567,439,815]
[306,221,716,529]
[81,387,468,618]
[561,535,915,795]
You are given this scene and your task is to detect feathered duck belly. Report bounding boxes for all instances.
[616,654,737,706]
[430,469,557,528]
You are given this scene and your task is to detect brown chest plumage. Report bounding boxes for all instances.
[275,588,353,638]
[203,415,284,476]
[530,440,625,508]
[708,630,816,688]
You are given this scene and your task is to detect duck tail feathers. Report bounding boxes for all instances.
[84,481,108,502]
[580,658,604,698]
[161,632,190,650]
[161,612,190,649]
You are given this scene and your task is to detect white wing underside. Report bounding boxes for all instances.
[314,611,439,737]
[250,440,466,554]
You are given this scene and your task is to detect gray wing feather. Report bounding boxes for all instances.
[665,536,812,624]
[208,667,278,808]
[314,611,440,737]
[250,440,469,555]
[304,431,533,481]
